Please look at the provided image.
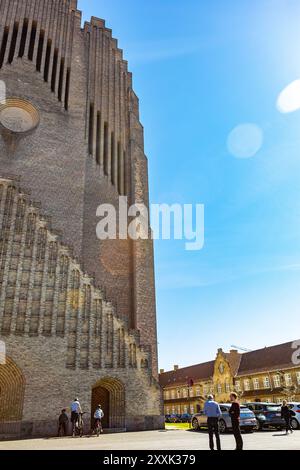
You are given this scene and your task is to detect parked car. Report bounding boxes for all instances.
[180,413,192,423]
[244,402,285,430]
[191,404,257,433]
[166,413,181,423]
[288,403,300,430]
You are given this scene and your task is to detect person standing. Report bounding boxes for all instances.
[203,394,222,451]
[281,400,293,435]
[58,409,69,437]
[229,392,243,450]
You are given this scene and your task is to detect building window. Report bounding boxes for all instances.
[190,405,194,414]
[203,385,209,395]
[225,382,231,392]
[183,406,188,413]
[177,389,181,398]
[196,387,201,396]
[165,391,170,400]
[172,406,175,414]
[171,390,175,399]
[273,375,281,388]
[296,372,300,385]
[284,373,292,387]
[166,407,170,415]
[235,381,241,392]
[217,383,222,394]
[189,388,194,397]
[244,379,250,391]
[182,389,187,398]
[253,378,260,390]
[263,376,270,389]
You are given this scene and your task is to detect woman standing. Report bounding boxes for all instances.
[281,401,293,435]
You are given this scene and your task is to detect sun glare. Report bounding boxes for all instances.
[277,79,300,114]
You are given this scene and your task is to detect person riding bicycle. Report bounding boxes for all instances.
[71,398,82,433]
[93,404,104,435]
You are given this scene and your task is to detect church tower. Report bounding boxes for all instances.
[0,0,162,437]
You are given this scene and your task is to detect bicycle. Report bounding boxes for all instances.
[92,418,103,437]
[72,412,86,437]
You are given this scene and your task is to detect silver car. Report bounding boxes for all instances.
[288,403,300,430]
[192,403,257,434]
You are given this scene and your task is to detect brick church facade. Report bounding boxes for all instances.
[0,0,163,438]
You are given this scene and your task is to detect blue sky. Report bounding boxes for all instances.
[79,0,300,370]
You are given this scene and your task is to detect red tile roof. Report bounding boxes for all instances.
[159,361,215,387]
[237,340,297,376]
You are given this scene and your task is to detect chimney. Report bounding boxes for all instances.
[159,369,165,374]
[174,365,179,371]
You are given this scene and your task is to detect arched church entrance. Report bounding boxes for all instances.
[91,377,125,429]
[0,356,25,435]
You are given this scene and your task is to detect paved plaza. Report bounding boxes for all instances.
[0,429,299,451]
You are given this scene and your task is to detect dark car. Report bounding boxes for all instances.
[166,413,181,423]
[244,402,285,430]
[180,413,192,423]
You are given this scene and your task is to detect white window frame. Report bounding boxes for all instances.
[244,379,250,391]
[273,375,281,388]
[284,373,292,387]
[253,378,260,390]
[263,376,270,389]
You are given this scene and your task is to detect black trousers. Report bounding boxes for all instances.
[232,419,243,450]
[58,422,67,436]
[207,417,221,451]
[284,416,292,432]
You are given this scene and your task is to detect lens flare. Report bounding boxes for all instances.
[227,123,263,159]
[277,79,300,114]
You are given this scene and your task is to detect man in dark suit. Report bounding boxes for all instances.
[229,392,243,450]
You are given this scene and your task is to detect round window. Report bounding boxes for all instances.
[0,98,39,134]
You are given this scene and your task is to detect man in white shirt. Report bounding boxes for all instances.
[71,398,82,433]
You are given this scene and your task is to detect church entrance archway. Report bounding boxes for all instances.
[91,377,125,429]
[0,356,25,435]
